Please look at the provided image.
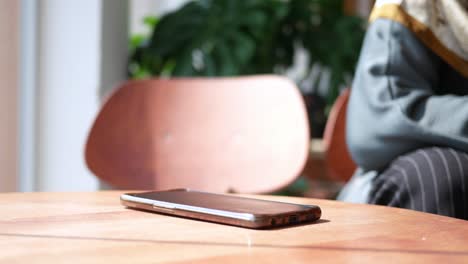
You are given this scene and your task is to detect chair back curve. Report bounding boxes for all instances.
[85,75,310,193]
[323,88,356,182]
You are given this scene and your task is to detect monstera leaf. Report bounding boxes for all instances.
[130,0,289,77]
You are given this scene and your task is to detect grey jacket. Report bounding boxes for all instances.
[338,18,468,203]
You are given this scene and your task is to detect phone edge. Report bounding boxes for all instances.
[120,193,321,229]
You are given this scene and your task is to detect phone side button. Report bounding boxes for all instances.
[152,203,176,212]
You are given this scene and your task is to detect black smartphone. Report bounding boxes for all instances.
[120,189,321,229]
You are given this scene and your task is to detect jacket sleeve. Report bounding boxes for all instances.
[346,19,468,171]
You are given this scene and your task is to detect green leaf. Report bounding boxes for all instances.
[129,34,146,52]
[172,49,195,76]
[212,42,238,76]
[229,31,256,67]
[143,15,158,28]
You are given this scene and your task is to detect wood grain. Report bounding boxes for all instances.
[0,191,467,263]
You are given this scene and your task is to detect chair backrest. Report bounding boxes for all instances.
[85,75,310,193]
[323,88,356,182]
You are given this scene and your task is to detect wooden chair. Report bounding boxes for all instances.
[322,88,356,182]
[85,75,310,193]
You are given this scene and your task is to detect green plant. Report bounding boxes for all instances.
[129,0,365,106]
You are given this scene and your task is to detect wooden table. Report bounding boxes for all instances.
[1,192,467,263]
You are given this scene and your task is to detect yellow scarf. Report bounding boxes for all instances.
[370,0,468,77]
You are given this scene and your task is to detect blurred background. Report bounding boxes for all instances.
[0,0,373,193]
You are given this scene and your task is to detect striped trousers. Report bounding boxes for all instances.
[369,147,468,220]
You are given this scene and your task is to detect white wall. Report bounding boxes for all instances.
[36,0,101,191]
[35,0,128,191]
[100,0,130,99]
[0,0,19,192]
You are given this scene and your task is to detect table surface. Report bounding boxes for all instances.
[1,191,467,263]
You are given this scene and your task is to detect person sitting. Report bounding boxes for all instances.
[337,0,468,219]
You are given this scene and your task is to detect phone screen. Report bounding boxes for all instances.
[131,190,316,215]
